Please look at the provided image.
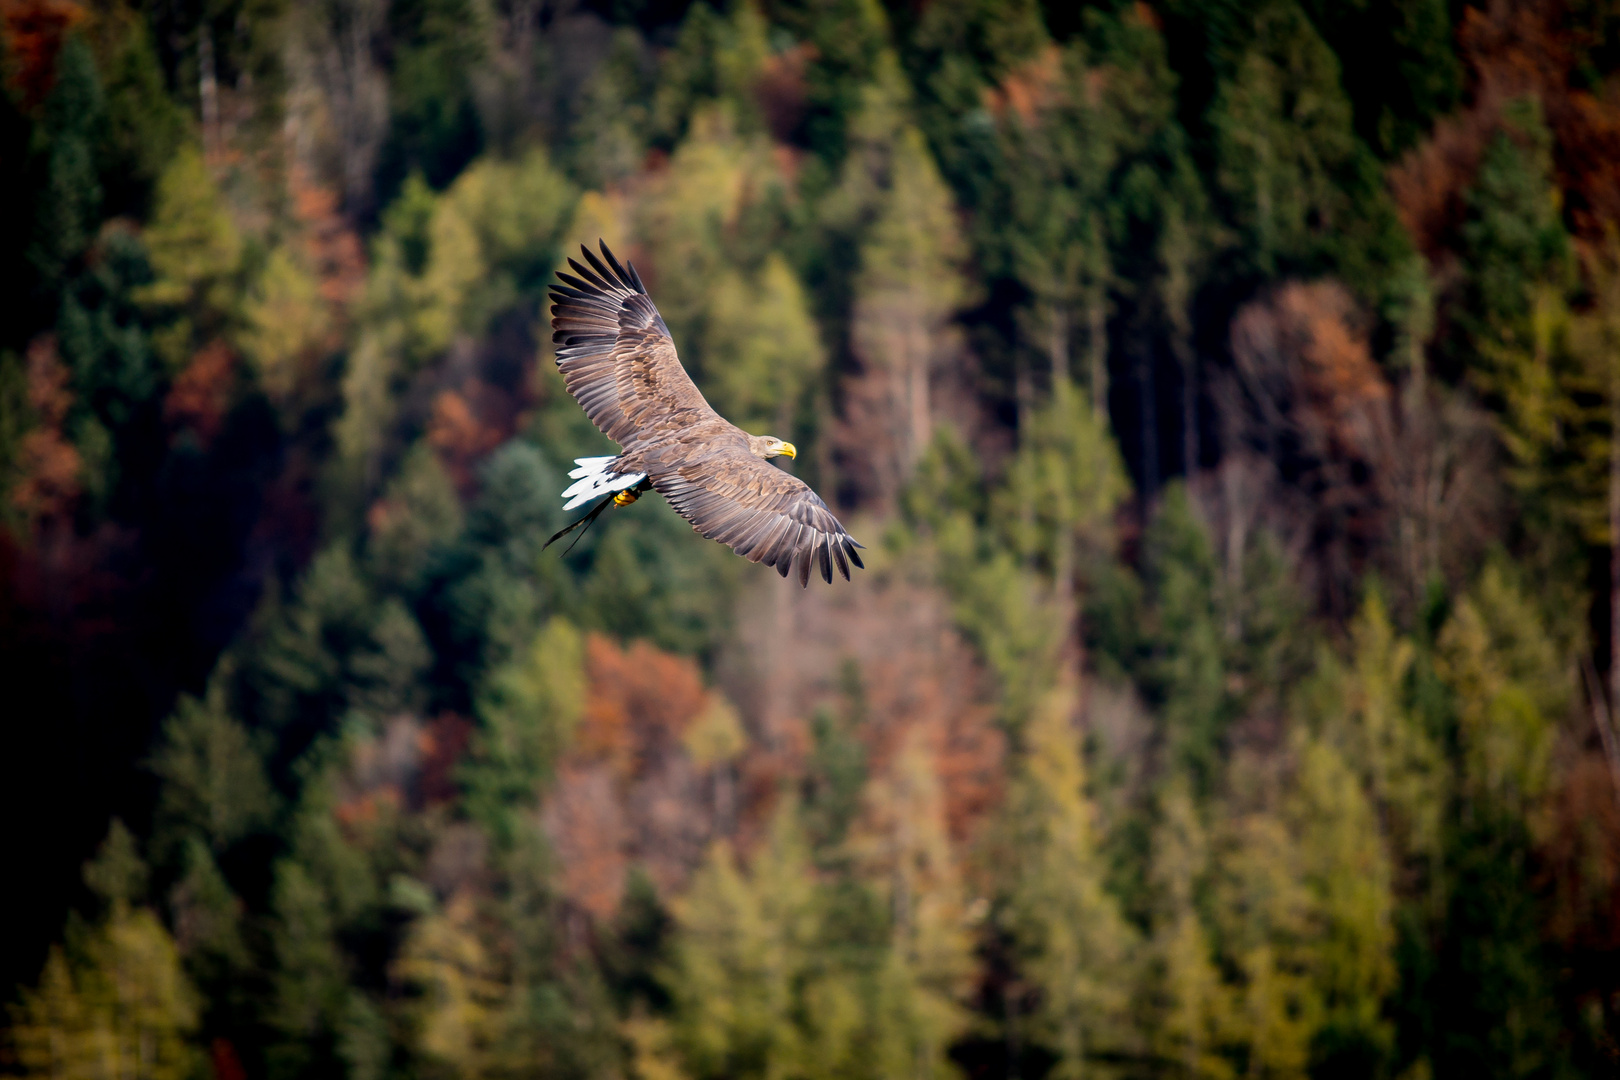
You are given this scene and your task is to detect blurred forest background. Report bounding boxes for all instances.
[4,0,1620,1075]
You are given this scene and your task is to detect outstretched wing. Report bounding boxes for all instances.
[551,241,863,585]
[549,241,719,447]
[652,447,864,586]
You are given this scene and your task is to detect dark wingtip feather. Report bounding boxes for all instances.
[832,541,850,581]
[581,245,619,289]
[598,241,637,292]
[776,557,791,578]
[844,539,865,570]
[818,540,832,584]
[566,257,610,291]
[797,550,811,588]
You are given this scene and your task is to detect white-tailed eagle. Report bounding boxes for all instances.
[545,241,863,586]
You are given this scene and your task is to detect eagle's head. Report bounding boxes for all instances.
[749,435,797,460]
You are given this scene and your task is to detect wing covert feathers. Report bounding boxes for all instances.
[651,454,863,587]
[550,241,718,447]
[551,241,862,585]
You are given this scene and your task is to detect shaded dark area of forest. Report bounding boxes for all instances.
[3,0,1620,1077]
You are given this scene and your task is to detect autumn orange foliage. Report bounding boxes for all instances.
[546,635,717,917]
[580,635,709,775]
[0,0,83,108]
[164,340,237,446]
[1226,282,1392,611]
[982,45,1065,124]
[11,336,81,526]
[1391,0,1620,256]
[428,378,528,493]
[288,165,366,312]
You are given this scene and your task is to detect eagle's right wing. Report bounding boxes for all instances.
[549,242,720,447]
[651,446,865,586]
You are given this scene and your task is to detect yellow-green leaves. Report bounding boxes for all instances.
[240,243,330,403]
[11,909,200,1080]
[137,146,243,368]
[703,253,823,433]
[635,110,825,433]
[996,381,1128,573]
[396,892,504,1074]
[337,150,576,490]
[1437,565,1564,811]
[996,689,1132,1076]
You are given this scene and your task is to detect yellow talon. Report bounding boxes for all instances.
[613,489,640,507]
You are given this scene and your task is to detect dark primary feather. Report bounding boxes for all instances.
[550,241,862,585]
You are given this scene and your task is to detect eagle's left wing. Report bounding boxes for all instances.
[650,446,864,586]
[550,242,720,448]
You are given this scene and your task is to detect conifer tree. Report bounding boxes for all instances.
[12,825,200,1080]
[994,689,1132,1076]
[27,36,104,305]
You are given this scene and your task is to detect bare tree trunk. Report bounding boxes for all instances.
[1087,289,1107,425]
[199,24,220,162]
[1017,358,1036,568]
[1049,302,1069,387]
[1605,373,1620,807]
[1174,331,1196,478]
[906,317,931,474]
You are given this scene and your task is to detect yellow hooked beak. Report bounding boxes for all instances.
[778,442,797,459]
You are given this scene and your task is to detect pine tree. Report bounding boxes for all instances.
[995,688,1132,1077]
[134,145,242,369]
[1138,779,1229,1078]
[1205,0,1410,299]
[27,35,104,305]
[148,678,276,861]
[12,826,200,1080]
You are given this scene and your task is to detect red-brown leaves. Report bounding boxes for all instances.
[982,45,1065,124]
[1390,0,1620,256]
[755,42,813,143]
[428,379,523,494]
[418,713,473,807]
[11,336,81,526]
[288,165,366,313]
[1225,282,1392,612]
[1230,282,1387,467]
[579,635,709,776]
[544,635,718,918]
[545,762,632,920]
[0,0,83,109]
[164,340,237,446]
[1389,96,1506,262]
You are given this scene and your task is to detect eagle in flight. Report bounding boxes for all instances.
[545,241,863,586]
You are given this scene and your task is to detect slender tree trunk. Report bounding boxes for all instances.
[1605,372,1620,806]
[1017,359,1036,569]
[1049,303,1069,387]
[199,24,220,161]
[1087,290,1107,425]
[1174,331,1196,478]
[909,332,930,470]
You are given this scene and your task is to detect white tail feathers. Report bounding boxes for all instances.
[561,456,646,511]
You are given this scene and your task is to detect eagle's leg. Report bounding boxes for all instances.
[613,476,653,507]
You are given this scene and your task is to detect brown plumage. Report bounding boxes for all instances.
[549,241,863,585]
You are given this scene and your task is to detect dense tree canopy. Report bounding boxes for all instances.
[4,0,1620,1077]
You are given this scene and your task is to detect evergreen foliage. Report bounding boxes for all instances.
[6,1,1620,1077]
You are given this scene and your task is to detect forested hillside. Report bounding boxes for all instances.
[3,0,1619,1076]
